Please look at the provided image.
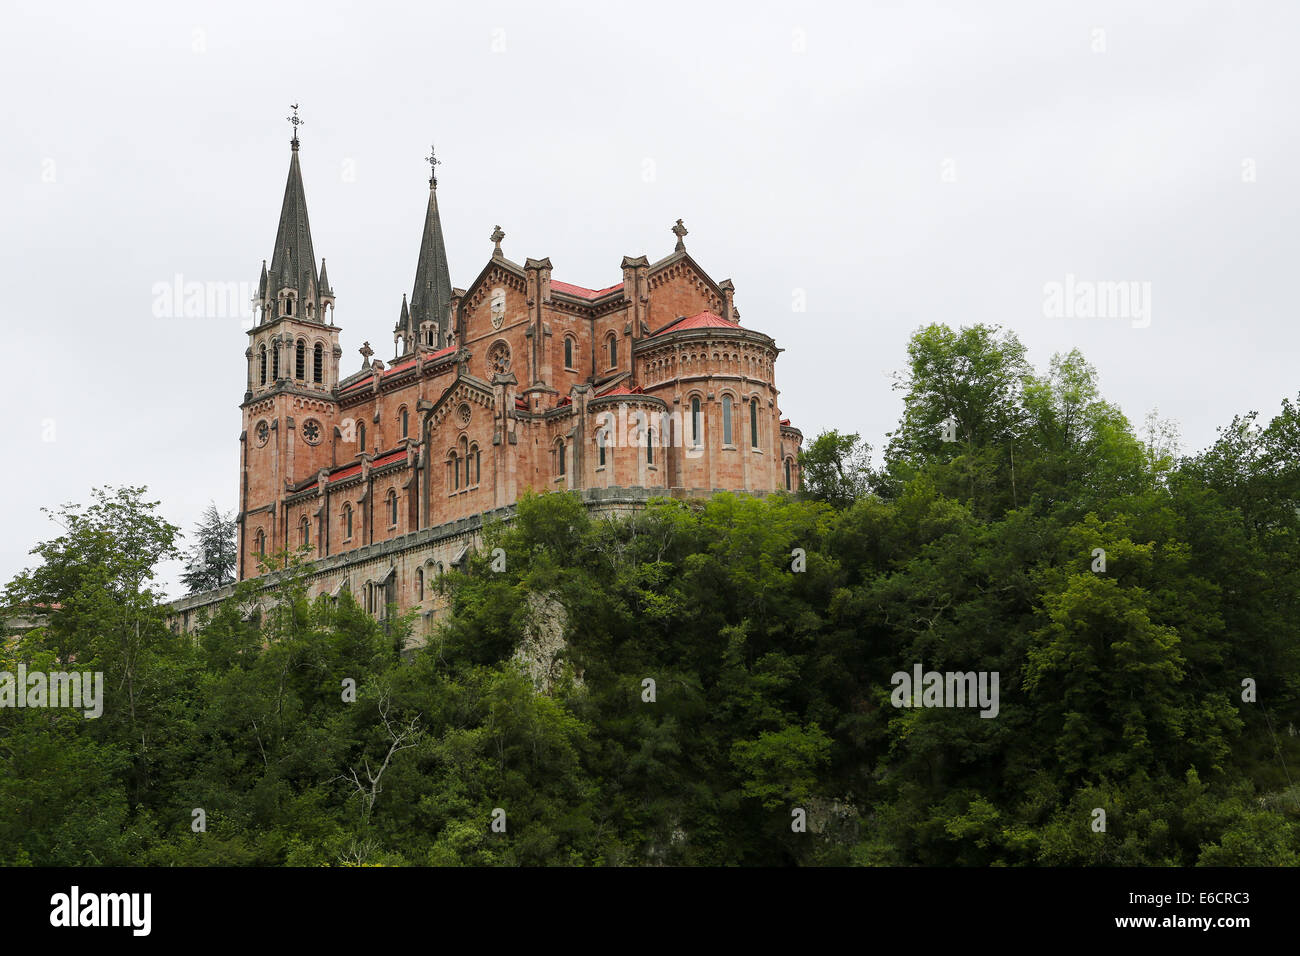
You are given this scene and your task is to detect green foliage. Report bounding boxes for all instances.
[180,502,237,594]
[3,326,1299,866]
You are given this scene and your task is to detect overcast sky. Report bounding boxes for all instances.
[3,0,1297,598]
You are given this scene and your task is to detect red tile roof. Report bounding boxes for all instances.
[780,418,791,426]
[596,383,645,397]
[551,279,622,300]
[651,310,740,335]
[339,346,455,393]
[298,450,408,491]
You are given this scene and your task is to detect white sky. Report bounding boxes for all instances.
[3,0,1297,598]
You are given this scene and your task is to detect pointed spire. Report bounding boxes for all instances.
[318,258,331,295]
[394,293,410,333]
[265,115,323,323]
[404,152,453,354]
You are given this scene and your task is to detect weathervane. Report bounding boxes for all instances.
[287,103,304,147]
[426,144,441,188]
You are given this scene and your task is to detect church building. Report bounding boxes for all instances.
[175,118,802,631]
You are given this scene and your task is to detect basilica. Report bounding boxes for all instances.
[173,121,802,631]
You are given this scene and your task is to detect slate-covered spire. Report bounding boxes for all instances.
[394,294,410,338]
[263,117,324,324]
[401,145,453,353]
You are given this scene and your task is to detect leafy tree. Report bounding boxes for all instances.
[798,430,873,508]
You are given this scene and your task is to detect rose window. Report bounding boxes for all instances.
[488,341,511,375]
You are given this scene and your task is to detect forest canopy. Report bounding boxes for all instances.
[2,323,1297,866]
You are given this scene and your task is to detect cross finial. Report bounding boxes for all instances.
[426,144,441,188]
[490,225,505,258]
[286,103,304,149]
[672,218,688,252]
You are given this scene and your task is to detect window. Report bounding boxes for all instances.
[313,343,323,383]
[358,423,366,453]
[608,335,618,367]
[417,568,424,602]
[722,395,733,445]
[471,446,481,485]
[750,399,759,448]
[691,397,701,445]
[300,517,310,547]
[259,344,267,385]
[272,344,280,380]
[388,490,398,526]
[557,441,566,476]
[597,430,606,467]
[296,340,305,380]
[400,407,409,439]
[451,453,460,490]
[254,530,266,555]
[785,458,792,490]
[564,337,574,368]
[488,341,511,375]
[647,428,654,464]
[343,504,353,539]
[286,296,293,316]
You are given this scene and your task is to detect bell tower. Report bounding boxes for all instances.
[238,107,343,579]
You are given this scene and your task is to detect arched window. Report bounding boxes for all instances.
[272,344,280,380]
[400,407,409,439]
[784,458,792,490]
[285,296,293,316]
[557,440,566,476]
[254,529,266,555]
[470,444,481,485]
[607,334,617,368]
[313,343,323,383]
[450,452,460,491]
[722,395,734,445]
[295,340,305,380]
[300,517,310,547]
[343,504,353,539]
[417,568,424,602]
[387,490,398,527]
[647,427,654,464]
[564,336,574,368]
[358,423,366,453]
[691,397,701,445]
[750,398,759,448]
[259,344,267,385]
[597,429,606,467]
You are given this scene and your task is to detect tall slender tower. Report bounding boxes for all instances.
[394,144,453,357]
[238,108,343,579]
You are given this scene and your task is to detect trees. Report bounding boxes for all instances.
[798,430,873,508]
[180,503,236,594]
[3,337,1299,867]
